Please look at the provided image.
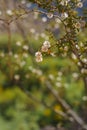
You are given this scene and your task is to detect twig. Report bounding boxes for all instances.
[6,23,13,80]
[45,81,87,130]
[20,87,74,122]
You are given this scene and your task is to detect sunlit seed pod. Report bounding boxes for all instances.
[79,42,83,47]
[61,12,68,19]
[55,18,61,24]
[82,96,87,101]
[55,82,62,88]
[14,74,20,80]
[48,74,54,80]
[35,51,42,57]
[23,53,28,58]
[43,41,51,48]
[42,17,47,22]
[60,1,65,6]
[82,58,87,64]
[47,13,53,19]
[16,41,22,46]
[71,53,77,60]
[58,71,62,76]
[36,70,42,76]
[23,45,29,51]
[77,2,83,8]
[30,28,36,34]
[60,0,70,6]
[77,62,81,66]
[35,51,43,62]
[0,52,5,57]
[21,0,26,4]
[36,56,43,62]
[81,68,87,74]
[14,54,19,59]
[64,46,68,51]
[40,33,46,38]
[75,22,81,28]
[50,52,56,57]
[72,73,79,79]
[41,45,48,52]
[6,10,13,16]
[75,44,80,49]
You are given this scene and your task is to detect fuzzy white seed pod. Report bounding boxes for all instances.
[47,13,53,19]
[43,41,51,48]
[77,2,83,8]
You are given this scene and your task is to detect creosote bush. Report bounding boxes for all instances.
[0,0,87,130]
[34,0,87,92]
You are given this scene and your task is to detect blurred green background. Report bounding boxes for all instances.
[0,0,87,130]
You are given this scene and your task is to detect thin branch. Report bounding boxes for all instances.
[45,80,87,130]
[18,5,67,31]
[20,87,74,123]
[6,23,13,80]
